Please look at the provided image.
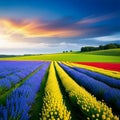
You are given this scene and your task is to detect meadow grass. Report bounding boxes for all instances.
[0,49,120,62]
[83,48,120,56]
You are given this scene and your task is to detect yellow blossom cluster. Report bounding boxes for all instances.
[63,62,120,79]
[55,62,119,120]
[40,62,71,120]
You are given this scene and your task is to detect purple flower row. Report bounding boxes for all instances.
[0,62,44,91]
[0,62,50,120]
[72,66,120,89]
[59,63,120,111]
[0,61,41,78]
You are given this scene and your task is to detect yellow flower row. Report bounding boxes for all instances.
[63,62,120,79]
[40,62,71,120]
[55,62,119,120]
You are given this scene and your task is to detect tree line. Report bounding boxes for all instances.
[81,43,120,52]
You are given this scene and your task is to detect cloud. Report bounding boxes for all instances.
[0,40,80,55]
[76,13,116,25]
[0,18,82,40]
[93,33,120,41]
[0,13,120,44]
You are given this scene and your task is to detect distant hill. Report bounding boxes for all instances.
[81,43,120,52]
[0,48,120,62]
[82,48,120,56]
[0,55,17,58]
[62,48,120,56]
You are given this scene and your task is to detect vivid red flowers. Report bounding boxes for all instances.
[74,62,120,72]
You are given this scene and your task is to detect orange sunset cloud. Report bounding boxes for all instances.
[0,18,83,41]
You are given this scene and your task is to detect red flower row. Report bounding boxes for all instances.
[74,62,120,72]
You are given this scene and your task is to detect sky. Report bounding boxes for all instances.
[0,0,120,55]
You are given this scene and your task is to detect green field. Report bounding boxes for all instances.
[83,48,120,56]
[0,48,120,62]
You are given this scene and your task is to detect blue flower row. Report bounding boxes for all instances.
[59,63,120,111]
[0,62,50,120]
[72,66,120,89]
[0,62,44,91]
[0,61,42,79]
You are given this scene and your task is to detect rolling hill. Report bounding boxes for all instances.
[83,48,120,56]
[0,48,120,62]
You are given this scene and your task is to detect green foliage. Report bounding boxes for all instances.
[81,43,120,52]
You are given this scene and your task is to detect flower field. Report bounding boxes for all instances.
[74,62,120,72]
[0,61,120,120]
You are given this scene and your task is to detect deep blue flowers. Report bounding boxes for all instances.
[59,63,120,111]
[0,61,50,120]
[72,66,120,89]
[0,61,44,91]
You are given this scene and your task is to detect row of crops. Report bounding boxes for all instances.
[74,62,120,72]
[0,61,119,120]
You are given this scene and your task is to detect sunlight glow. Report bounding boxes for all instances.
[0,35,9,47]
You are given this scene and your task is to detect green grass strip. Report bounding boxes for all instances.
[0,49,120,62]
